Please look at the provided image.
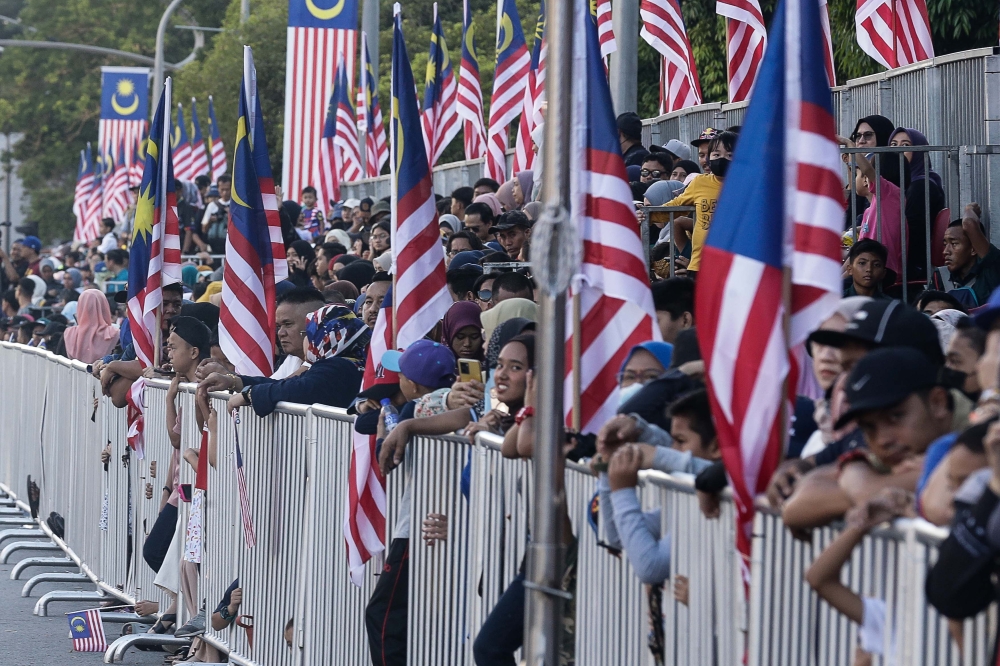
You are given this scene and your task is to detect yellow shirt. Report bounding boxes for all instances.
[665,174,722,273]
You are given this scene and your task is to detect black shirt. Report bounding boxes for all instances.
[622,143,650,168]
[950,245,1000,306]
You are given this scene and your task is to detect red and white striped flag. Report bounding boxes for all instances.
[172,103,194,181]
[72,146,95,243]
[596,0,617,56]
[819,0,836,85]
[358,32,389,177]
[484,0,531,182]
[565,5,661,434]
[207,96,227,181]
[318,88,342,210]
[458,0,486,161]
[717,0,768,103]
[281,1,356,201]
[231,410,257,549]
[333,58,363,183]
[108,139,131,222]
[98,67,147,209]
[421,3,460,168]
[129,135,145,188]
[188,98,210,179]
[856,0,933,69]
[126,377,146,460]
[67,608,107,652]
[641,0,703,113]
[513,1,546,174]
[81,158,104,243]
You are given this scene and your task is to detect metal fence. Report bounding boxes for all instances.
[0,344,996,664]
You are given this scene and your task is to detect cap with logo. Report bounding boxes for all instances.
[691,128,720,147]
[806,300,943,365]
[834,347,943,429]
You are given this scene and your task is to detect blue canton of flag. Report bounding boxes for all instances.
[100,68,148,121]
[288,0,357,29]
[67,608,107,652]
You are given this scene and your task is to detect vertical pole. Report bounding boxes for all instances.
[608,0,638,114]
[153,0,185,111]
[241,0,249,23]
[2,133,10,254]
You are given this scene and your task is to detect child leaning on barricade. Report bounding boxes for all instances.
[805,487,915,666]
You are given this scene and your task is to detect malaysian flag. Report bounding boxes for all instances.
[126,377,146,460]
[390,4,452,347]
[318,88,342,211]
[421,3,460,168]
[172,103,194,181]
[856,0,933,69]
[207,96,227,180]
[345,284,393,585]
[127,76,182,369]
[231,410,257,548]
[819,0,836,84]
[129,134,146,188]
[98,67,148,201]
[67,608,107,652]
[219,46,288,378]
[100,147,116,220]
[484,0,531,182]
[72,146,95,243]
[81,153,105,244]
[717,0,768,102]
[641,0,703,113]
[564,0,660,435]
[332,57,363,183]
[107,139,130,221]
[188,98,210,179]
[458,0,486,161]
[513,0,546,174]
[696,0,843,585]
[595,0,617,56]
[358,32,389,178]
[281,0,357,201]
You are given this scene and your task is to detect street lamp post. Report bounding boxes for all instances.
[153,0,187,109]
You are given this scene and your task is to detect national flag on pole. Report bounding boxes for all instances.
[127,77,182,370]
[345,285,393,586]
[81,153,105,244]
[67,608,107,652]
[172,103,194,181]
[207,96,227,180]
[319,88,342,210]
[458,0,486,161]
[564,0,660,435]
[129,134,147,188]
[72,146,95,243]
[513,0,546,174]
[231,410,257,548]
[390,4,452,348]
[108,139,130,221]
[333,57,363,183]
[421,3,460,168]
[696,0,844,586]
[819,0,836,85]
[281,0,357,201]
[219,46,288,378]
[98,67,148,199]
[716,0,768,103]
[484,0,531,182]
[189,99,210,179]
[100,147,117,220]
[595,0,617,56]
[358,32,389,177]
[641,0,703,113]
[855,0,933,69]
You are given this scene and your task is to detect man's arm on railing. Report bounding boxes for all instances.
[782,465,853,529]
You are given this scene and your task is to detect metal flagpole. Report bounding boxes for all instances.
[523,0,577,657]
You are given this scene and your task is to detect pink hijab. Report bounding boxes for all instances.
[496,179,517,211]
[473,193,502,218]
[63,290,119,363]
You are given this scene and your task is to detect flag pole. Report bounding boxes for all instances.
[390,5,400,350]
[571,292,581,432]
[154,76,172,370]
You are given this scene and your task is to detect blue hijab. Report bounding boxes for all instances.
[620,341,673,373]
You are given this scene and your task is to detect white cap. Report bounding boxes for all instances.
[664,139,691,161]
[343,198,361,208]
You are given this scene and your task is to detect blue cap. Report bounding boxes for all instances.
[448,250,485,274]
[974,286,1000,329]
[21,236,41,253]
[485,241,504,253]
[381,340,457,390]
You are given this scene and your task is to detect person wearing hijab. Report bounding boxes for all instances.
[229,305,368,415]
[889,127,946,279]
[181,264,200,289]
[481,297,538,345]
[62,268,83,293]
[617,341,674,406]
[850,114,895,149]
[197,282,222,304]
[63,289,120,363]
[473,192,503,220]
[439,214,462,242]
[287,240,317,287]
[522,201,543,222]
[442,301,485,362]
[513,171,534,208]
[338,261,377,292]
[496,179,517,212]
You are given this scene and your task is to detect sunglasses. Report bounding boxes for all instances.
[477,289,492,301]
[640,169,666,179]
[851,131,876,142]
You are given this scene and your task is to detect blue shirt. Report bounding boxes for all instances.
[917,432,959,498]
[240,357,362,416]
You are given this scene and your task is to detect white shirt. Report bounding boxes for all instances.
[201,199,232,229]
[271,355,304,380]
[99,232,118,254]
[859,597,895,663]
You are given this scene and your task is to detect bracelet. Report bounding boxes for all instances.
[514,406,534,426]
[225,373,241,393]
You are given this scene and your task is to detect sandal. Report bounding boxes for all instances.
[121,622,153,636]
[151,613,177,634]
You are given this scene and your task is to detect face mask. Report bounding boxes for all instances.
[709,157,731,178]
[617,382,646,408]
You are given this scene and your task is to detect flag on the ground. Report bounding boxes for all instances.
[565,0,660,435]
[716,0,768,102]
[390,4,452,347]
[127,77,182,369]
[358,32,389,177]
[696,0,844,587]
[595,0,617,56]
[513,0,546,173]
[641,0,703,113]
[231,409,257,548]
[319,87,342,210]
[108,139,130,221]
[126,377,146,460]
[345,284,393,586]
[484,0,531,182]
[219,46,287,378]
[421,3,460,168]
[856,0,933,68]
[207,96,227,180]
[189,98,210,179]
[72,146,95,244]
[129,134,146,188]
[333,57,363,183]
[281,0,357,200]
[67,608,107,652]
[172,103,194,181]
[458,0,486,161]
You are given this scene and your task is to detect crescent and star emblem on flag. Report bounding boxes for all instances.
[306,0,345,20]
[70,616,87,633]
[230,117,252,209]
[465,24,479,66]
[497,14,514,54]
[111,79,139,116]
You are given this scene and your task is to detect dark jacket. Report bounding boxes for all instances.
[240,357,362,416]
[623,143,650,169]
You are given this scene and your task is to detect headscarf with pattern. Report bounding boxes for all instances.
[303,305,371,369]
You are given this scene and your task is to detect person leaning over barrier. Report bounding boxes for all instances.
[932,204,1000,309]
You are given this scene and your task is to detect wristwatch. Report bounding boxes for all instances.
[219,605,235,621]
[241,385,253,406]
[514,406,534,426]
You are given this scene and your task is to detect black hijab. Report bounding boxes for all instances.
[852,115,895,147]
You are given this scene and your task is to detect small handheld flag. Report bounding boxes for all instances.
[67,608,108,652]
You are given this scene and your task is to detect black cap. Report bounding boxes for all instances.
[807,300,943,365]
[492,211,533,232]
[834,347,943,429]
[616,112,643,141]
[356,382,401,403]
[113,289,129,304]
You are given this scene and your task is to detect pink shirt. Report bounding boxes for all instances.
[859,176,903,275]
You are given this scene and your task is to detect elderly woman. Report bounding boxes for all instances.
[226,304,369,415]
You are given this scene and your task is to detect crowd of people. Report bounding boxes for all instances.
[3,107,1000,666]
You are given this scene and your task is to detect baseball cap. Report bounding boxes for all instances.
[492,211,533,232]
[381,340,457,390]
[371,200,391,217]
[974,286,1000,330]
[807,300,944,365]
[448,250,485,273]
[22,236,42,253]
[207,185,220,197]
[650,139,691,162]
[691,128,720,147]
[343,198,361,209]
[834,347,943,429]
[616,112,643,141]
